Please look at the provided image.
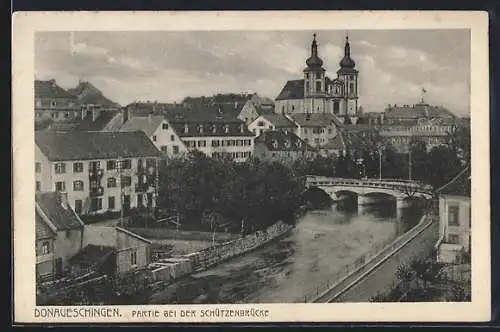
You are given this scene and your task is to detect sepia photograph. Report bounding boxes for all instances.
[13,11,490,323]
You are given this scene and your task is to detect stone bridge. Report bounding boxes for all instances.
[304,176,433,209]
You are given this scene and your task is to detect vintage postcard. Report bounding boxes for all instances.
[12,11,490,323]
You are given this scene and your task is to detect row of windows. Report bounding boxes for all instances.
[47,175,135,192]
[301,127,334,135]
[74,193,154,214]
[212,151,252,159]
[270,150,309,158]
[35,100,75,108]
[160,145,180,154]
[46,158,155,174]
[35,111,80,118]
[183,124,246,135]
[212,139,252,147]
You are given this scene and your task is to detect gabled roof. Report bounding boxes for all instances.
[288,113,343,128]
[69,245,115,266]
[164,106,254,137]
[255,130,313,152]
[275,79,304,101]
[35,212,57,240]
[119,115,166,137]
[35,80,77,100]
[436,166,471,197]
[36,131,161,161]
[36,192,84,231]
[260,114,297,128]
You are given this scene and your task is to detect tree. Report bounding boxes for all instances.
[426,145,463,189]
[396,262,414,293]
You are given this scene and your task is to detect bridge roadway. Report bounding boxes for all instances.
[312,215,439,303]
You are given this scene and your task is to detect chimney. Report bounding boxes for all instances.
[57,191,69,210]
[49,79,56,87]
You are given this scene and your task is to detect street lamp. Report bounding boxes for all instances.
[378,148,383,180]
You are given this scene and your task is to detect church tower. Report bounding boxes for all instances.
[337,34,359,123]
[303,33,327,114]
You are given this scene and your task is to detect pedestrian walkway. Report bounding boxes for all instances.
[312,215,437,303]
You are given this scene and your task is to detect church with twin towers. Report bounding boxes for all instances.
[275,33,361,124]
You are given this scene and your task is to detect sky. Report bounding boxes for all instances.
[35,30,470,116]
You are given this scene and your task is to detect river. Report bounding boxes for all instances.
[149,202,423,304]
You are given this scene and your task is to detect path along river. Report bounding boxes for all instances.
[149,202,423,304]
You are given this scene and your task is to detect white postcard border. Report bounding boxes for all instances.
[12,10,490,323]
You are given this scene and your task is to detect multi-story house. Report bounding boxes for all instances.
[35,79,81,124]
[35,131,161,216]
[35,191,152,282]
[119,114,188,157]
[285,113,343,156]
[248,114,297,137]
[254,130,316,164]
[35,191,85,281]
[435,166,471,263]
[237,99,275,126]
[164,106,255,163]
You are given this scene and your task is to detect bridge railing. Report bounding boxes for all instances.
[300,214,436,303]
[304,176,432,194]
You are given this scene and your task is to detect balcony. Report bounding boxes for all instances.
[90,186,104,197]
[89,168,104,179]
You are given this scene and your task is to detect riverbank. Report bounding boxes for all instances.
[148,221,295,294]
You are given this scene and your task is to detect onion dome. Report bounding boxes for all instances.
[339,34,356,69]
[305,33,324,69]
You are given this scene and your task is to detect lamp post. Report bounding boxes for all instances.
[378,148,383,180]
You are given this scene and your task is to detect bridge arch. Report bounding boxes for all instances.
[302,186,334,208]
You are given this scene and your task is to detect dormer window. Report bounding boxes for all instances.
[271,139,279,149]
[184,124,189,134]
[199,124,204,133]
[212,124,217,134]
[224,125,230,134]
[51,100,57,107]
[295,140,302,148]
[240,124,244,133]
[284,140,291,149]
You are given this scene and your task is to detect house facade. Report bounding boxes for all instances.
[35,79,82,124]
[35,131,161,216]
[165,107,255,163]
[237,100,275,126]
[119,114,188,157]
[248,114,297,137]
[72,226,152,276]
[254,130,316,164]
[35,191,153,282]
[286,113,342,155]
[35,191,86,281]
[435,167,471,263]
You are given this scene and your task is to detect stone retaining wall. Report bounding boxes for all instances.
[150,221,293,283]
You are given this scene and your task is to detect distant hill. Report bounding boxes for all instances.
[68,81,120,108]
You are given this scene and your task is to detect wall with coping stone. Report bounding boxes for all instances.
[150,221,293,283]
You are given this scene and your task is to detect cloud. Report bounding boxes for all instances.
[35,30,470,116]
[358,40,378,49]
